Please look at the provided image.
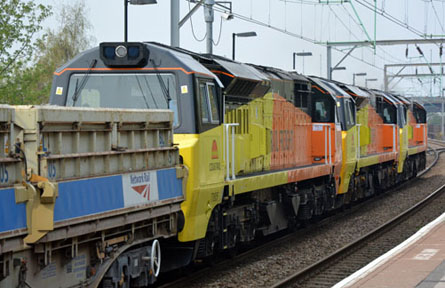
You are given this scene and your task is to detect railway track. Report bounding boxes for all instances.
[271,149,445,288]
[159,148,445,288]
[429,138,445,147]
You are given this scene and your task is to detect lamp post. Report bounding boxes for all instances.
[353,72,367,85]
[365,78,378,88]
[440,88,445,140]
[330,66,346,78]
[232,32,257,60]
[293,51,312,74]
[124,0,157,42]
[440,45,444,140]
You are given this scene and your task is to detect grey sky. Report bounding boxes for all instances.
[37,0,445,96]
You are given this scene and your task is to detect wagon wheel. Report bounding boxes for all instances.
[150,239,161,277]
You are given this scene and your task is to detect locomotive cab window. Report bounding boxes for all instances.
[199,84,210,123]
[344,98,356,130]
[376,97,396,124]
[312,96,334,123]
[207,84,220,123]
[398,105,407,128]
[198,81,220,131]
[382,104,396,124]
[414,105,426,123]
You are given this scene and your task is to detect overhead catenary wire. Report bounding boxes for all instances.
[405,0,408,24]
[329,6,361,42]
[356,0,426,39]
[424,0,429,35]
[332,4,405,65]
[208,1,442,93]
[315,2,406,66]
[214,2,427,78]
[431,0,445,33]
[300,0,303,35]
[188,0,206,42]
[342,5,396,62]
[212,15,223,46]
[357,0,445,94]
[278,0,346,4]
[212,6,388,73]
[284,0,287,31]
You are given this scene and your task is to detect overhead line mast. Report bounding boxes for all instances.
[323,38,445,80]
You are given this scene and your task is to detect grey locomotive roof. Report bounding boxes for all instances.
[213,58,265,81]
[308,77,337,101]
[147,43,223,87]
[370,90,399,105]
[142,41,311,85]
[54,47,98,72]
[321,80,351,98]
[289,72,312,83]
[345,85,371,97]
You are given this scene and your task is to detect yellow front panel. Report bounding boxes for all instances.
[338,127,357,194]
[356,105,370,157]
[175,130,225,242]
[398,125,409,173]
[408,146,419,156]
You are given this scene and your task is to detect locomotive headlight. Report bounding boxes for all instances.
[128,46,140,59]
[115,45,128,58]
[104,47,115,59]
[100,42,148,67]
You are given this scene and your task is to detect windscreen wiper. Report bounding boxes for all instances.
[72,59,97,106]
[135,75,152,108]
[150,59,171,108]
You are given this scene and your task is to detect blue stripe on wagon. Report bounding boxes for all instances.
[0,188,27,233]
[157,168,183,200]
[54,175,124,221]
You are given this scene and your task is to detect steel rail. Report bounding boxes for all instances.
[428,138,445,147]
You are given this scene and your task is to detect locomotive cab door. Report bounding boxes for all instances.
[195,78,224,185]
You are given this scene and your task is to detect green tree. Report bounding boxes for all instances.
[0,0,51,103]
[0,0,51,77]
[0,1,92,105]
[31,1,93,104]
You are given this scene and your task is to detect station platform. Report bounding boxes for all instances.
[333,212,445,288]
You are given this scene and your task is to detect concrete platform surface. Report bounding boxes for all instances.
[333,212,445,288]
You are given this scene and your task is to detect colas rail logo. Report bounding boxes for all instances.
[212,140,218,159]
[130,172,151,200]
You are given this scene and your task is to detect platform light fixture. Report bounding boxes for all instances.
[293,52,313,73]
[365,78,378,88]
[353,72,367,85]
[124,0,158,42]
[222,12,234,20]
[232,32,257,60]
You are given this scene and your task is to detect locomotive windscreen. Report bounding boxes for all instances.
[65,73,179,126]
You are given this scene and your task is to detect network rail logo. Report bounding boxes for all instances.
[130,173,151,200]
[123,171,158,207]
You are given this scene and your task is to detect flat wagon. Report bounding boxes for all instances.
[0,105,186,287]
